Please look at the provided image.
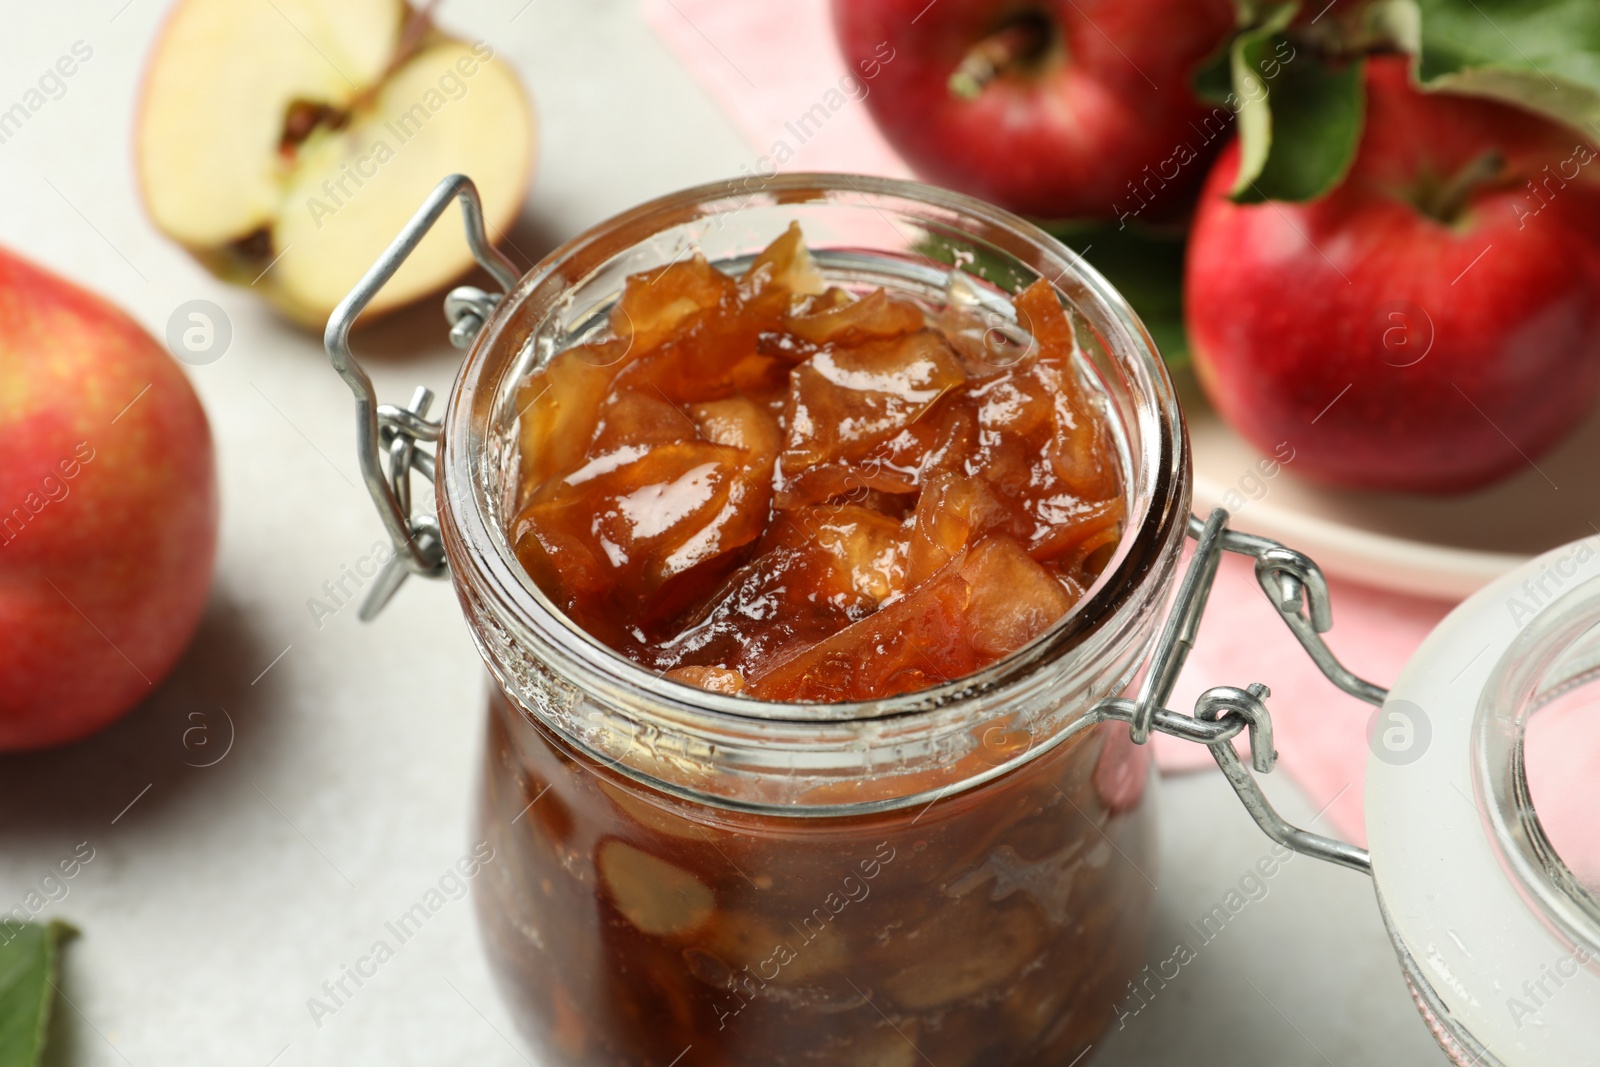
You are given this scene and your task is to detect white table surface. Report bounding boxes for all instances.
[0,2,1447,1064]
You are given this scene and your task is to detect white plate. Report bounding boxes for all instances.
[1182,373,1600,601]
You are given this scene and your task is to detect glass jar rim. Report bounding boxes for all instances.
[436,172,1189,729]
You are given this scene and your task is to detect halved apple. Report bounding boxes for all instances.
[136,0,535,326]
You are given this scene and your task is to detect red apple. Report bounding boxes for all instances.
[833,0,1236,220]
[1188,57,1600,493]
[0,248,217,750]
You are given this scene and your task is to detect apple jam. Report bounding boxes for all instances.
[478,688,1155,1067]
[509,225,1124,702]
[480,219,1156,1066]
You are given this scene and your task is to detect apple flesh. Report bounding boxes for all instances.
[1187,57,1600,494]
[0,247,217,750]
[136,0,535,326]
[833,0,1236,220]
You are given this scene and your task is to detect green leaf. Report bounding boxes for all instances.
[1229,4,1368,202]
[0,921,75,1067]
[1235,54,1366,201]
[1045,221,1192,370]
[1194,44,1237,107]
[1229,4,1298,196]
[1406,0,1600,132]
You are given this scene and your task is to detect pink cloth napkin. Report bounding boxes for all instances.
[641,0,1456,845]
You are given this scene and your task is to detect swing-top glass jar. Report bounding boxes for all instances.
[326,172,1600,1067]
[432,175,1187,1066]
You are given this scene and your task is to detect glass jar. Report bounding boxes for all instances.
[429,175,1190,1066]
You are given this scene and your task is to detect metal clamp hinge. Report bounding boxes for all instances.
[1098,508,1387,875]
[323,175,521,620]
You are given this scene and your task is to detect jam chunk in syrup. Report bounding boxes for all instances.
[511,224,1124,700]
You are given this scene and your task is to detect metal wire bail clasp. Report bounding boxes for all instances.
[324,175,521,620]
[1099,508,1389,875]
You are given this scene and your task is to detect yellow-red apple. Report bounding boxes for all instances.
[0,249,217,749]
[834,0,1236,221]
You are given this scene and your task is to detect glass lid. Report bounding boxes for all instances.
[1369,538,1600,1066]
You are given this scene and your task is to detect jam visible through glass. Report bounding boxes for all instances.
[478,689,1155,1067]
[510,225,1125,701]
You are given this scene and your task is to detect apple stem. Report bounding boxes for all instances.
[948,17,1052,101]
[1425,150,1505,224]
